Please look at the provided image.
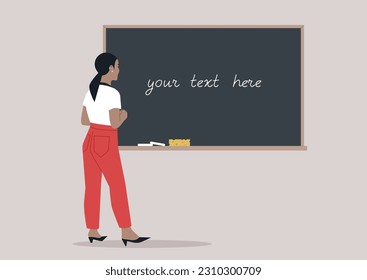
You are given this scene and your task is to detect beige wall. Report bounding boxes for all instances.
[0,0,366,259]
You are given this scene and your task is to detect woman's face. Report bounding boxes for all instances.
[112,59,120,81]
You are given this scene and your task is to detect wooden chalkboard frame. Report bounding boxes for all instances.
[103,25,306,151]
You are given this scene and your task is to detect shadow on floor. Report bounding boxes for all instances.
[73,240,211,248]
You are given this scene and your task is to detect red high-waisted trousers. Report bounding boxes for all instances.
[82,123,131,229]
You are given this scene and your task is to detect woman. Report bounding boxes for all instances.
[81,52,149,246]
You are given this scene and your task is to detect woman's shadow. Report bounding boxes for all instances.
[73,240,211,248]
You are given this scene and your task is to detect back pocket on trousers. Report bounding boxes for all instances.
[93,136,110,157]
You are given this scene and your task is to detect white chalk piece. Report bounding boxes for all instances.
[150,141,166,146]
[138,143,153,146]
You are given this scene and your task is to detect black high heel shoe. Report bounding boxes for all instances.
[88,236,107,243]
[122,237,150,246]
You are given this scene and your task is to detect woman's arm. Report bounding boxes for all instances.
[109,108,128,129]
[81,106,90,126]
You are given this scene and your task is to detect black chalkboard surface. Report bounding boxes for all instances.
[104,26,304,150]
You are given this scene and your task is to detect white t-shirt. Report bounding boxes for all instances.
[83,84,121,125]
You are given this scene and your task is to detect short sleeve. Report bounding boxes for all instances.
[83,91,92,107]
[107,89,121,110]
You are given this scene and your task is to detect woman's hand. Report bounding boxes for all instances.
[110,108,128,128]
[120,109,128,122]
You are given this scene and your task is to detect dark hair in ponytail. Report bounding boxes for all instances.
[89,52,117,101]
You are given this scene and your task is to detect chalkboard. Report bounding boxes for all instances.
[104,25,304,150]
